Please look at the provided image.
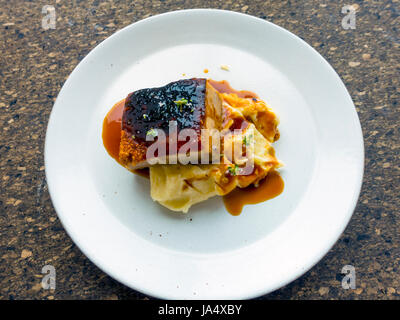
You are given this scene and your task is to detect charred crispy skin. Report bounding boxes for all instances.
[119,78,223,169]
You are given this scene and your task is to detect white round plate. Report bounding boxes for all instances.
[45,9,364,299]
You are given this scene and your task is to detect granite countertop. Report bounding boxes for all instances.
[0,0,399,300]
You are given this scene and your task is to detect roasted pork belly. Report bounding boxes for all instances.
[119,78,223,170]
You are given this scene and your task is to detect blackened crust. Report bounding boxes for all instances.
[122,78,207,144]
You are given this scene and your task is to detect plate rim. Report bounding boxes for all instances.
[45,8,364,299]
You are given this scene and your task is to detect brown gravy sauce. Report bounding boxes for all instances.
[102,80,284,215]
[102,99,125,162]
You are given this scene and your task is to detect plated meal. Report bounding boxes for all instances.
[102,78,284,215]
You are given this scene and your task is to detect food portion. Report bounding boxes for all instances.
[102,78,283,214]
[119,79,223,170]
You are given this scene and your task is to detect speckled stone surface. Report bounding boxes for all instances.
[0,0,399,300]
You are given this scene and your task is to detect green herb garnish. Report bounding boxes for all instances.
[174,98,188,107]
[146,128,158,138]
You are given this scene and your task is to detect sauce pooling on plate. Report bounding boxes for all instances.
[223,171,284,216]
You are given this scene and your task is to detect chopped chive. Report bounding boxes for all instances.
[243,134,253,146]
[228,164,239,176]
